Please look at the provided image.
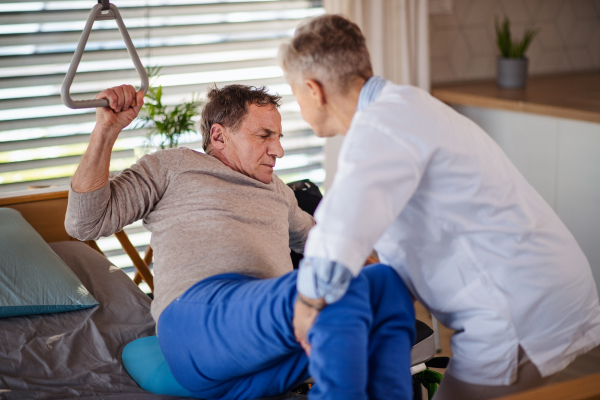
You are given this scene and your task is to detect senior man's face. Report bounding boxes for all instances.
[223,104,284,184]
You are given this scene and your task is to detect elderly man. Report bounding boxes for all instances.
[65,84,416,400]
[281,14,600,400]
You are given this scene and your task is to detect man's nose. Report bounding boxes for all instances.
[269,139,284,158]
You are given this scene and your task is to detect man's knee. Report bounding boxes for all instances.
[362,263,398,281]
[361,263,409,297]
[360,264,415,332]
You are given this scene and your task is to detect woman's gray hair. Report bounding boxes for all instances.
[278,14,373,93]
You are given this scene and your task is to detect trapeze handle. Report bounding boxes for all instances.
[61,3,149,109]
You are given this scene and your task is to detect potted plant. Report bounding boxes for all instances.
[494,16,539,89]
[136,67,202,155]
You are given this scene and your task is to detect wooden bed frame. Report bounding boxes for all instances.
[0,186,154,293]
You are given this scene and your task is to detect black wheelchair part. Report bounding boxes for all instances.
[287,179,323,270]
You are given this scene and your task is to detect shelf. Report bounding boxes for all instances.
[432,71,600,124]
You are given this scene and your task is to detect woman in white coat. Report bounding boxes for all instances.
[280,14,600,399]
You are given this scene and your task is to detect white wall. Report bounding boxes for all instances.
[323,136,345,191]
[453,105,600,297]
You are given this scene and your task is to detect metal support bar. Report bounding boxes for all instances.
[114,230,154,293]
[432,315,442,353]
[133,245,153,284]
[61,3,148,109]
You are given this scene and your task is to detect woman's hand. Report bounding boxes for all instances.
[293,294,327,356]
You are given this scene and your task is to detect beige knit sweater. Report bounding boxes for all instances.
[65,148,314,323]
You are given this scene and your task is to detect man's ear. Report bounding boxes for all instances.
[210,123,227,150]
[304,79,326,107]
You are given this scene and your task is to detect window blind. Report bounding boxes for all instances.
[0,0,326,193]
[0,0,325,289]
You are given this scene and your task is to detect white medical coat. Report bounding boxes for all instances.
[304,83,600,385]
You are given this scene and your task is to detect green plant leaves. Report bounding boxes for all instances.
[414,369,444,400]
[137,66,202,149]
[495,16,539,59]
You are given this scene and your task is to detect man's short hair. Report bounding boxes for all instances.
[200,84,282,152]
[278,14,373,93]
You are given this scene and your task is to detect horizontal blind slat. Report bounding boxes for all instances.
[0,57,281,93]
[0,109,310,152]
[0,18,303,48]
[0,77,293,122]
[0,38,286,68]
[0,1,316,24]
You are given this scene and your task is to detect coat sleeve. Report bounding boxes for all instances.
[303,123,424,277]
[65,149,183,241]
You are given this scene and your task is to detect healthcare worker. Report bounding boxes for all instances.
[280,14,600,399]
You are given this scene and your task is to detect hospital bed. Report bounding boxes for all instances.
[0,187,180,399]
[0,185,441,399]
[0,187,310,400]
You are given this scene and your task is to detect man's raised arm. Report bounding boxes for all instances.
[66,85,152,241]
[72,85,144,193]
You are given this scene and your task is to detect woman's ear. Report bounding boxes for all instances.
[305,79,326,108]
[210,123,227,150]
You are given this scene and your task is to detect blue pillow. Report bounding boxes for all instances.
[0,208,98,318]
[122,336,195,397]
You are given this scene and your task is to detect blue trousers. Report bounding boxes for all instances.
[157,264,415,400]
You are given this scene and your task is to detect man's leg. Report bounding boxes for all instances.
[158,272,309,400]
[307,264,415,400]
[158,267,415,400]
[362,264,416,400]
[307,273,373,400]
[182,350,309,400]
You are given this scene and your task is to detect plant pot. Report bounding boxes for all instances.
[497,57,528,89]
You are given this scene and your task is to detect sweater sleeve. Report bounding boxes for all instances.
[65,148,184,241]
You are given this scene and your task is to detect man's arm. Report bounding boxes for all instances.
[66,85,150,241]
[72,85,144,193]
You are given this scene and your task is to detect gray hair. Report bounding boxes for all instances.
[278,14,373,93]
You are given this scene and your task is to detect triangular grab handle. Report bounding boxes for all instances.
[61,3,149,109]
